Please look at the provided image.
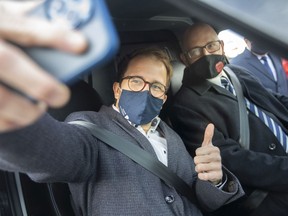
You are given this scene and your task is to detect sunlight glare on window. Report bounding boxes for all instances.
[218,29,246,60]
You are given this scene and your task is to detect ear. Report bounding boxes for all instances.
[180,53,189,66]
[220,40,225,55]
[113,82,121,100]
[162,94,167,104]
[244,38,251,48]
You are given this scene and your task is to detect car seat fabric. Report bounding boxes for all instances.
[170,60,185,95]
[160,60,185,126]
[48,80,103,121]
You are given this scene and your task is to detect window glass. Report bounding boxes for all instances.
[218,29,246,60]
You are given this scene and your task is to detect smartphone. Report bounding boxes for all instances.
[22,0,119,84]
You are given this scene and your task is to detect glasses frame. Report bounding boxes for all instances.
[120,76,167,98]
[185,40,222,61]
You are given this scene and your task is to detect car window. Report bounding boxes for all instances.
[218,29,246,60]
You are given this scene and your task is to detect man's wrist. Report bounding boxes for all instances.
[214,174,227,190]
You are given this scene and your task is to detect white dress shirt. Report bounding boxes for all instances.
[208,70,228,86]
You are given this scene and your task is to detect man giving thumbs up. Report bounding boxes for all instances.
[194,124,223,186]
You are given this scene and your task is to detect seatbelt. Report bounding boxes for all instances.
[68,120,197,205]
[224,66,268,211]
[224,66,250,149]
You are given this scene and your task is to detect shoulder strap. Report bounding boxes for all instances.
[224,66,250,150]
[224,66,268,211]
[69,120,197,204]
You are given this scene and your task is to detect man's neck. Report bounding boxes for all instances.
[141,122,152,134]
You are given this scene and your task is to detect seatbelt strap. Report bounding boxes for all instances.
[69,120,197,204]
[224,66,268,211]
[224,66,250,149]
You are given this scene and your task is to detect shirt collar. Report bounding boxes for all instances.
[254,53,268,61]
[247,48,268,60]
[146,117,161,133]
[207,70,226,86]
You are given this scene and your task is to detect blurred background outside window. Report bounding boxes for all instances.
[218,29,246,60]
[219,29,288,77]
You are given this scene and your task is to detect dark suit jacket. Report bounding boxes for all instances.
[231,48,288,96]
[171,65,288,215]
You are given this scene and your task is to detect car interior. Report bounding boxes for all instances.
[0,0,287,215]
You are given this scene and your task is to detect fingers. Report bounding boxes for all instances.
[194,146,221,164]
[197,170,223,183]
[0,5,88,132]
[0,85,47,132]
[0,40,70,107]
[194,151,221,172]
[194,123,223,183]
[0,1,43,15]
[201,123,214,146]
[0,8,87,54]
[194,146,221,174]
[0,39,70,132]
[194,149,223,183]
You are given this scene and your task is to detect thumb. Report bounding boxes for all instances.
[202,123,215,147]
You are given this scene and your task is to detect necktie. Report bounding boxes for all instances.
[220,76,288,152]
[261,56,275,79]
[220,76,236,95]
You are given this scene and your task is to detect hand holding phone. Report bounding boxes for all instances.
[22,0,119,84]
[0,0,119,132]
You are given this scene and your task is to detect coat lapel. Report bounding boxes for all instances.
[158,122,177,171]
[184,79,237,101]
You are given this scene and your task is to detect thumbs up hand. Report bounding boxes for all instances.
[194,124,223,185]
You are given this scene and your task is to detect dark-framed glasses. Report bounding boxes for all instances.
[186,40,221,61]
[120,76,167,98]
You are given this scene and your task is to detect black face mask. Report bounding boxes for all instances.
[250,42,268,55]
[183,55,226,85]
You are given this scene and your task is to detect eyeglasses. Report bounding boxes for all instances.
[185,40,221,61]
[120,76,167,98]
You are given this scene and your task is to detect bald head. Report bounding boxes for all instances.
[182,23,219,51]
[180,23,224,65]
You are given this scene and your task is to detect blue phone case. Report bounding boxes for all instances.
[23,0,119,84]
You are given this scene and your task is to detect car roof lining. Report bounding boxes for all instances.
[106,0,186,19]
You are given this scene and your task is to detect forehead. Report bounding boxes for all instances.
[184,25,219,49]
[124,55,167,83]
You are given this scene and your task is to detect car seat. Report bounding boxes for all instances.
[170,60,185,95]
[160,60,185,126]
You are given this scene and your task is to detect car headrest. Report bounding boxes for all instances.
[48,80,102,121]
[170,60,185,95]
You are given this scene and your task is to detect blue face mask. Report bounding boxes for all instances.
[118,89,163,126]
